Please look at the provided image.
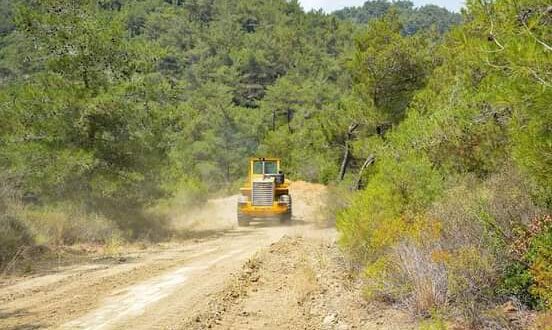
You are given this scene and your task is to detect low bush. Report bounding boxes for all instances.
[0,214,33,266]
[395,241,448,316]
[444,247,498,327]
[363,239,447,316]
[0,176,33,266]
[345,163,549,326]
[1,170,210,269]
[429,168,549,324]
[24,205,121,246]
[520,215,552,310]
[338,152,443,264]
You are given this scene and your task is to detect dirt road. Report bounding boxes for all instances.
[0,182,412,330]
[1,226,303,330]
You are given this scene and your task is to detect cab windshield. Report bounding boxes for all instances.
[253,161,278,175]
[264,161,278,174]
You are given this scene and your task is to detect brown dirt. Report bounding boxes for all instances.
[181,233,414,330]
[0,181,413,330]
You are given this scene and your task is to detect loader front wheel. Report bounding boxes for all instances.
[237,212,250,227]
[279,213,292,226]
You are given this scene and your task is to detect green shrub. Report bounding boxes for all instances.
[428,169,547,319]
[355,164,545,322]
[337,152,446,313]
[418,316,447,330]
[499,262,535,307]
[338,152,443,263]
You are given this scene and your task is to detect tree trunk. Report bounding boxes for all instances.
[338,123,359,181]
[353,155,375,190]
[338,144,350,181]
[287,108,293,133]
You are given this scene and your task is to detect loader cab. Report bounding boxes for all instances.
[250,158,284,184]
[251,158,278,175]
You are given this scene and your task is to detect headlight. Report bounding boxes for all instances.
[238,195,249,204]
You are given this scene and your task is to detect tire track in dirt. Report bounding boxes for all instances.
[62,248,247,330]
[0,241,232,330]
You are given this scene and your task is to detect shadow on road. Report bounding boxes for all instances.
[245,218,310,228]
[171,228,237,241]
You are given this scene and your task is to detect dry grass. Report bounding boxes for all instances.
[0,174,212,273]
[0,176,32,268]
[24,206,119,246]
[423,167,544,328]
[534,311,552,330]
[0,174,124,272]
[394,242,448,316]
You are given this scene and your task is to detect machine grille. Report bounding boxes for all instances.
[252,181,274,206]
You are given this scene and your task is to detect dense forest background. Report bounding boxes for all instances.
[0,0,550,327]
[0,0,459,234]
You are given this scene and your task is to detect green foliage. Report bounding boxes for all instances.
[0,0,358,247]
[349,12,436,123]
[529,225,552,310]
[338,153,443,262]
[462,0,552,204]
[1,0,463,216]
[501,215,552,309]
[500,262,535,307]
[0,0,15,36]
[334,0,461,35]
[337,0,552,323]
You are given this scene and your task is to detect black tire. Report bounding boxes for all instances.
[279,212,292,226]
[237,211,250,227]
[280,196,292,225]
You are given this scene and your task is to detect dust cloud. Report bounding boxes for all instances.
[169,195,239,232]
[168,181,329,233]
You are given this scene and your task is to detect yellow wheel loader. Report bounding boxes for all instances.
[237,158,292,226]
